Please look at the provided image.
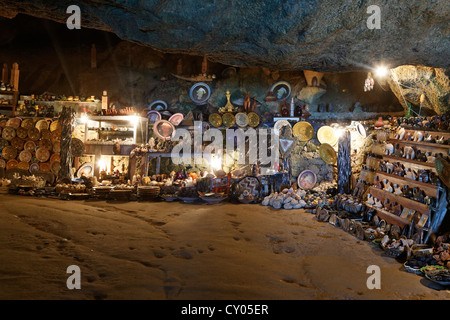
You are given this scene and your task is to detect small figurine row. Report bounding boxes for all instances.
[394,127,449,145]
[393,115,450,132]
[378,160,442,186]
[384,143,449,163]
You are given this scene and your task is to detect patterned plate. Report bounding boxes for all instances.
[0,159,5,168]
[222,113,236,128]
[29,163,40,173]
[16,127,28,139]
[317,126,338,146]
[24,140,36,153]
[18,161,30,171]
[6,159,18,170]
[28,128,40,141]
[2,126,16,141]
[19,150,32,163]
[235,112,249,128]
[50,120,61,132]
[39,139,53,151]
[2,146,17,160]
[0,137,9,149]
[51,130,61,142]
[319,143,337,165]
[6,118,21,129]
[71,138,86,157]
[50,161,60,175]
[247,112,260,128]
[147,110,162,124]
[52,141,61,153]
[237,176,262,199]
[297,170,317,190]
[39,162,51,172]
[293,121,314,142]
[168,113,184,126]
[36,147,50,162]
[40,128,52,140]
[0,119,7,128]
[50,153,60,163]
[35,119,49,131]
[208,113,223,128]
[153,120,175,141]
[10,137,25,150]
[21,118,35,130]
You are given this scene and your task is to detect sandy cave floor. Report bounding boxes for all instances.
[0,195,449,301]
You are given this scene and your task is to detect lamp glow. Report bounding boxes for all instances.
[79,114,89,124]
[374,66,389,78]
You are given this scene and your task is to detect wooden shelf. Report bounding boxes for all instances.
[382,155,437,172]
[375,171,438,198]
[369,186,430,216]
[365,203,410,228]
[389,139,450,151]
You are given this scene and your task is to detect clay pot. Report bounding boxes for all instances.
[374,117,384,128]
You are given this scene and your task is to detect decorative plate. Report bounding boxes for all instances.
[50,120,61,132]
[21,118,34,130]
[148,100,168,111]
[2,126,16,141]
[52,141,61,153]
[317,126,338,146]
[36,147,50,162]
[319,143,337,165]
[10,137,24,150]
[51,130,61,142]
[274,119,292,136]
[50,161,60,175]
[189,82,211,105]
[6,159,18,170]
[0,159,5,168]
[147,110,162,124]
[0,119,7,128]
[35,119,49,131]
[237,176,262,199]
[40,128,52,140]
[208,113,223,128]
[0,137,8,149]
[168,113,184,126]
[24,140,36,153]
[28,128,40,141]
[16,127,28,139]
[29,163,40,173]
[270,81,291,100]
[50,153,60,163]
[76,162,94,178]
[356,122,367,139]
[153,120,176,141]
[18,161,30,171]
[6,118,21,129]
[71,138,85,157]
[39,162,51,172]
[297,170,317,190]
[235,112,249,127]
[2,146,17,160]
[39,138,53,151]
[222,113,236,128]
[293,121,314,142]
[19,150,32,163]
[247,112,260,128]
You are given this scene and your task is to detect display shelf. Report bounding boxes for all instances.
[375,171,438,198]
[369,186,430,216]
[382,155,437,172]
[388,138,450,151]
[365,203,410,228]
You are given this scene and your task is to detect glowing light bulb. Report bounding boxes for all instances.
[374,66,389,78]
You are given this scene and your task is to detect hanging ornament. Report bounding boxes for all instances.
[420,93,426,103]
[364,72,374,92]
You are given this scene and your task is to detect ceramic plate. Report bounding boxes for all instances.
[2,146,17,160]
[6,118,21,129]
[319,143,337,165]
[0,137,8,149]
[208,113,222,128]
[50,120,61,132]
[39,162,51,172]
[6,159,18,170]
[317,125,338,146]
[0,159,5,168]
[52,141,61,153]
[19,150,32,163]
[247,112,260,128]
[51,130,61,142]
[189,82,211,105]
[39,138,53,151]
[168,113,184,126]
[36,147,50,162]
[50,161,60,175]
[40,128,52,140]
[153,120,176,140]
[147,110,162,124]
[21,118,34,130]
[270,81,291,100]
[71,138,85,157]
[222,113,236,128]
[35,119,49,131]
[293,121,314,142]
[16,127,28,139]
[148,100,168,111]
[77,162,94,178]
[235,112,249,127]
[2,126,16,141]
[24,140,36,153]
[29,163,40,173]
[18,161,29,171]
[28,128,40,141]
[50,153,60,163]
[274,119,292,136]
[10,137,24,150]
[297,170,317,190]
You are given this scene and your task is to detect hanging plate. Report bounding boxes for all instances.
[153,120,176,141]
[319,143,337,165]
[2,146,17,160]
[168,113,184,126]
[77,162,94,178]
[39,162,51,172]
[39,139,53,151]
[0,137,8,150]
[29,162,40,173]
[50,153,60,163]
[19,150,32,163]
[6,159,19,170]
[36,147,50,162]
[147,110,162,124]
[50,120,61,132]
[35,119,49,131]
[297,170,317,190]
[317,125,338,146]
[16,127,28,139]
[24,140,36,153]
[40,128,52,140]
[293,121,314,142]
[356,122,367,139]
[17,161,30,171]
[10,137,24,150]
[270,81,291,100]
[148,100,168,111]
[235,112,249,128]
[28,128,40,141]
[189,82,211,105]
[51,130,61,142]
[222,113,236,128]
[6,118,21,129]
[247,112,260,128]
[2,126,16,141]
[208,113,223,128]
[21,118,34,130]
